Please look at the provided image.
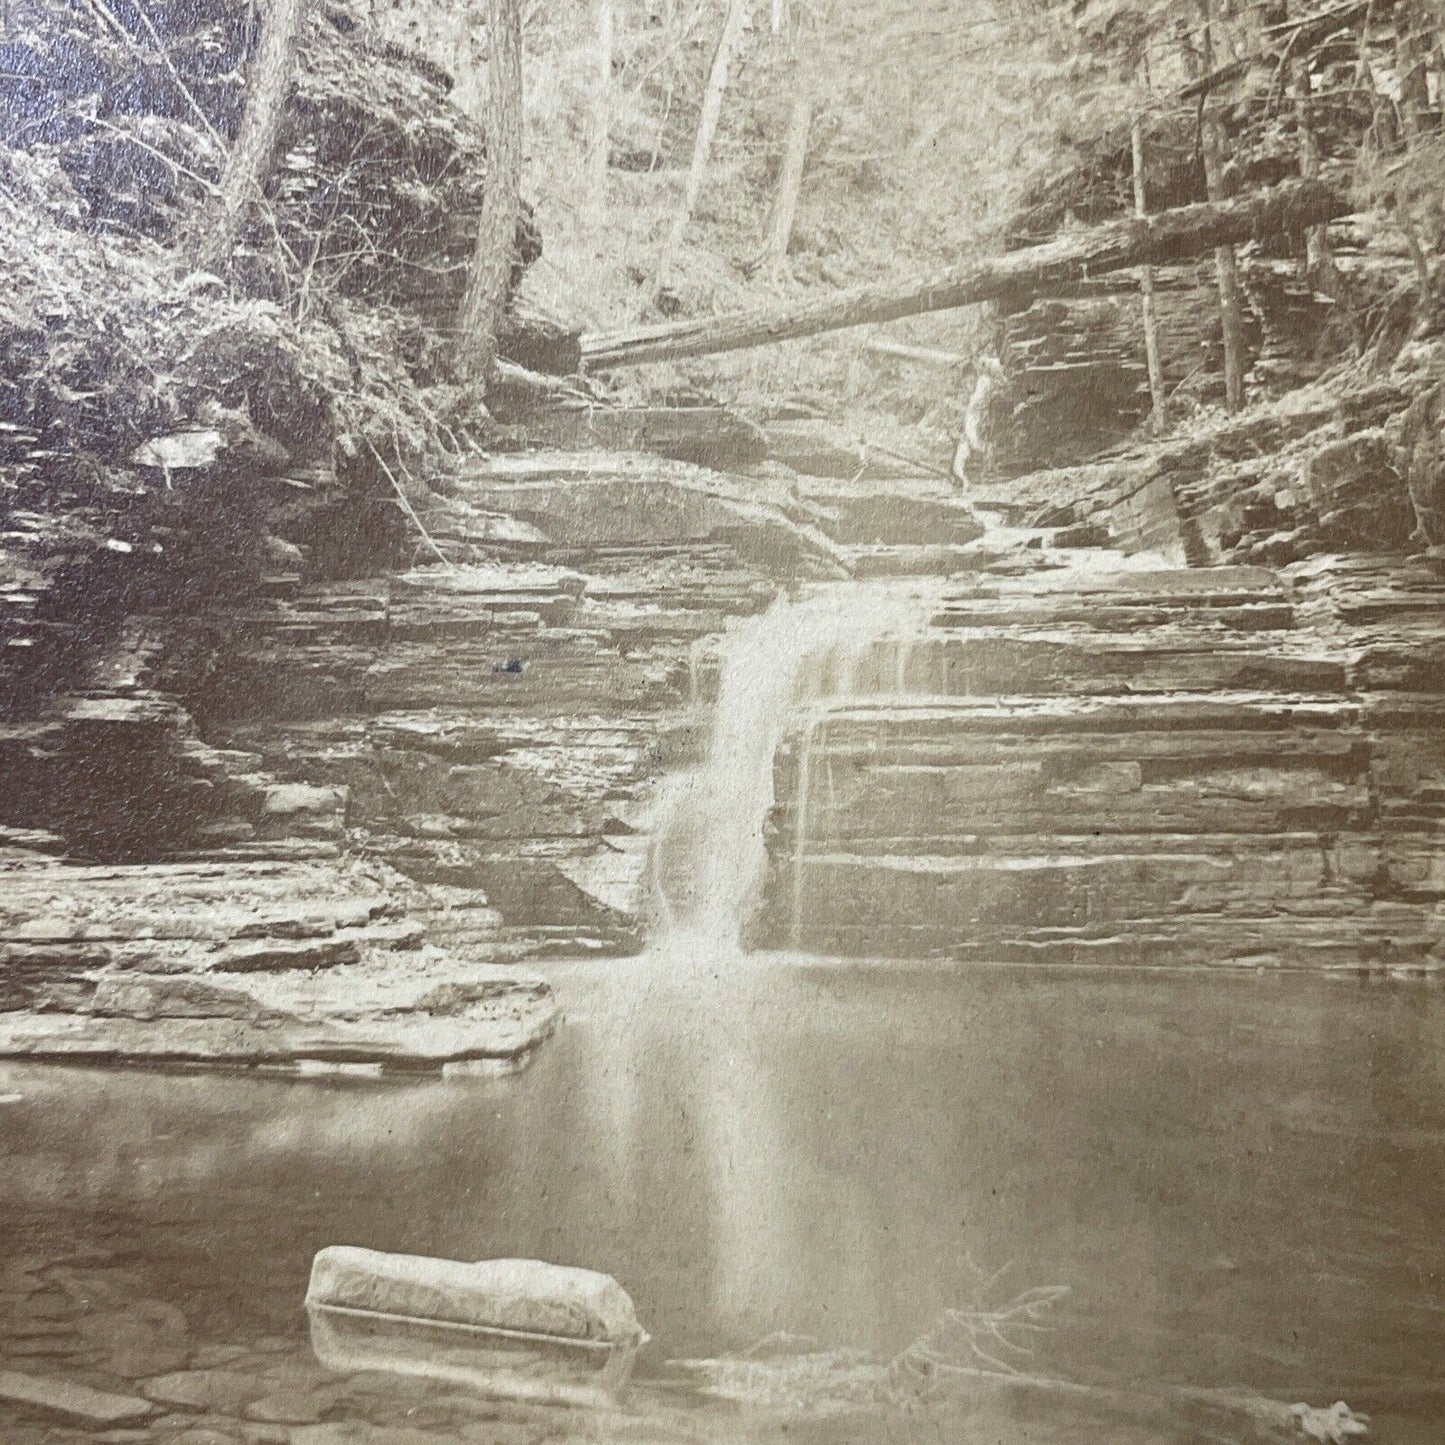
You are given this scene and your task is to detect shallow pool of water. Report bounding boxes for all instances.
[4,956,1445,1439]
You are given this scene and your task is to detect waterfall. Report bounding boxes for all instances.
[651,581,938,956]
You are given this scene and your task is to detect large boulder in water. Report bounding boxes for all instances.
[306,1247,645,1405]
[307,1248,643,1342]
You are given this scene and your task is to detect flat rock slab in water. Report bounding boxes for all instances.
[0,1368,155,1425]
[0,858,416,982]
[0,972,557,1073]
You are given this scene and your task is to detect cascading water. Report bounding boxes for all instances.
[650,580,942,957]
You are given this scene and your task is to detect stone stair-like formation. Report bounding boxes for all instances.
[755,556,1445,969]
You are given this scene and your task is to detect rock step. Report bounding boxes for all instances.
[0,859,428,1005]
[799,633,1349,700]
[937,598,1297,632]
[758,841,1445,963]
[757,546,1445,965]
[777,693,1371,749]
[933,564,1294,632]
[769,914,1445,969]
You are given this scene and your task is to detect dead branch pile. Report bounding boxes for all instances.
[668,1278,1369,1445]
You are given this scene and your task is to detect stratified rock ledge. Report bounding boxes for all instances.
[0,969,556,1073]
[0,853,558,1072]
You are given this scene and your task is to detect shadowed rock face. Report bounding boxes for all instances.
[0,455,835,1065]
[192,457,830,958]
[754,560,1445,967]
[0,451,874,1064]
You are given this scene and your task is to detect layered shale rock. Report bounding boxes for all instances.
[189,454,828,958]
[0,451,832,1067]
[972,369,1437,568]
[754,558,1445,969]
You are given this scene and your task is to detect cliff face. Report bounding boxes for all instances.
[0,0,564,1066]
[756,554,1445,968]
[747,306,1445,968]
[0,447,863,1063]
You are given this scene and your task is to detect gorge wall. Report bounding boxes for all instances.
[755,553,1445,967]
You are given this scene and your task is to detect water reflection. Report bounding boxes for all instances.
[3,960,1445,1434]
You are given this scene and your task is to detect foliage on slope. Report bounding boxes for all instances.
[378,0,1112,451]
[381,0,1440,464]
[0,0,531,709]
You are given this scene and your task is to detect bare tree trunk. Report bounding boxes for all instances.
[586,0,613,208]
[1397,0,1431,139]
[458,0,524,382]
[762,89,811,275]
[1131,114,1168,432]
[181,0,306,275]
[646,0,751,307]
[1292,59,1329,276]
[1199,5,1246,412]
[758,0,819,278]
[582,179,1348,368]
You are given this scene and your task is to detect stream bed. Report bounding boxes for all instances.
[4,954,1445,1441]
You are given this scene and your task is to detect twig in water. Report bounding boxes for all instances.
[884,1283,1072,1396]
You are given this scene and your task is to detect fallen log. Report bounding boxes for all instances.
[863,339,970,367]
[494,402,768,469]
[582,179,1352,369]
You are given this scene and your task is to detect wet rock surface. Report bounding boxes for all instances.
[0,1244,765,1445]
[757,552,1445,966]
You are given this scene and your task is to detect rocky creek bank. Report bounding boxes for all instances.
[1,433,984,1067]
[7,356,1445,1065]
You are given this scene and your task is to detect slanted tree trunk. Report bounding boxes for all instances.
[582,179,1349,368]
[1292,59,1329,276]
[762,89,811,275]
[758,0,820,278]
[180,0,306,275]
[646,0,751,308]
[458,0,524,382]
[1396,0,1431,139]
[1199,4,1246,411]
[1131,112,1168,431]
[586,0,613,208]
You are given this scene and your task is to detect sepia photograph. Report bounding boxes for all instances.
[0,0,1442,1440]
